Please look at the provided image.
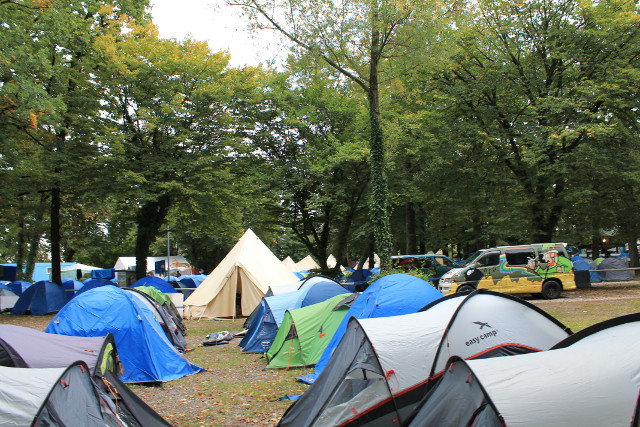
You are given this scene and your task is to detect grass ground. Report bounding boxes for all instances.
[1,281,639,426]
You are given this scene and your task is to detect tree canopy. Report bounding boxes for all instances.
[2,0,640,279]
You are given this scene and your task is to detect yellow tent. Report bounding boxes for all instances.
[184,229,299,319]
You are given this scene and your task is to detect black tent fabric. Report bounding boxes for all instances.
[97,370,173,427]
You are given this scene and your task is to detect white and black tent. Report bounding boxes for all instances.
[0,325,171,427]
[0,362,122,426]
[279,290,571,426]
[408,313,640,427]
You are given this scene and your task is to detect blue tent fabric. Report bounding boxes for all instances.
[344,269,373,285]
[299,273,443,384]
[45,286,203,383]
[132,276,178,294]
[11,281,68,315]
[62,279,84,300]
[77,279,116,296]
[239,280,347,353]
[8,280,32,296]
[178,277,197,288]
[571,256,602,283]
[91,268,115,279]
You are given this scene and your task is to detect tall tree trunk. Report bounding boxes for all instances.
[368,20,392,270]
[626,223,639,268]
[23,194,49,282]
[334,180,368,267]
[50,186,62,285]
[134,195,172,280]
[16,198,26,281]
[405,202,417,254]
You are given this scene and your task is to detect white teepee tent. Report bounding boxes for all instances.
[184,229,298,319]
[281,256,300,274]
[297,255,320,271]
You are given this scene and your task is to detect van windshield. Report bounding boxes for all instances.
[460,251,483,267]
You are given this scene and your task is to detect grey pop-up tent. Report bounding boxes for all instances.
[407,313,640,427]
[0,324,119,376]
[0,362,121,426]
[598,256,634,281]
[279,290,571,426]
[0,325,171,427]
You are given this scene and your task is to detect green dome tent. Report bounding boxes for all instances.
[265,293,355,369]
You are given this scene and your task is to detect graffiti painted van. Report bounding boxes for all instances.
[437,243,575,299]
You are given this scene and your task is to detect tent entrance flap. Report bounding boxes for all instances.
[312,332,395,427]
[239,267,266,316]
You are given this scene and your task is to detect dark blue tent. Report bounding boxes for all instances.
[240,279,348,353]
[0,283,14,293]
[11,281,68,315]
[8,280,32,296]
[45,286,203,383]
[572,256,602,283]
[77,278,116,296]
[343,269,373,291]
[299,273,443,384]
[178,277,197,288]
[61,279,84,300]
[131,276,177,294]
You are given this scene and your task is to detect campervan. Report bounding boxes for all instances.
[437,243,575,299]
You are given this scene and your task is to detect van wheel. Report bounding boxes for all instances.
[457,285,475,294]
[541,280,562,299]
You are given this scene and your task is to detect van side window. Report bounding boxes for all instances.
[505,250,536,266]
[476,252,500,267]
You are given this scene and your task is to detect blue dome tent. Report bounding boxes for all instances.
[131,276,178,294]
[571,256,602,283]
[11,281,68,315]
[62,279,84,300]
[299,273,443,384]
[7,280,32,296]
[45,286,202,383]
[76,278,115,296]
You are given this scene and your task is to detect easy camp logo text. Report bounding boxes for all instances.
[466,321,499,346]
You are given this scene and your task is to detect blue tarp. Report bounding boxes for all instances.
[131,276,177,294]
[299,273,443,384]
[240,280,348,353]
[11,281,68,315]
[91,268,115,279]
[45,286,203,383]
